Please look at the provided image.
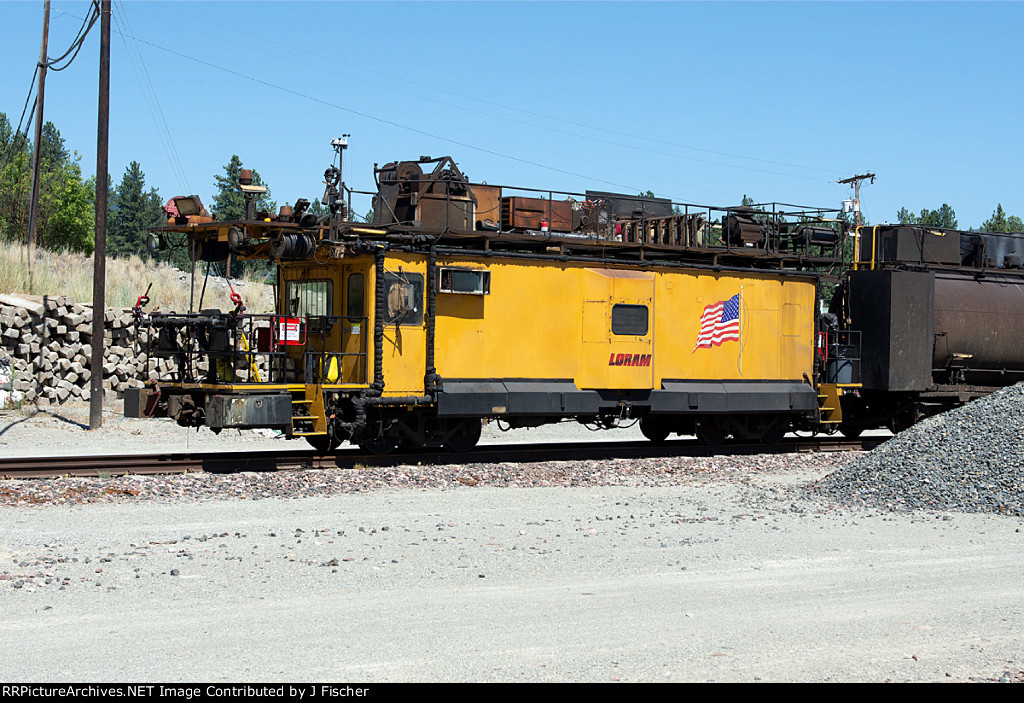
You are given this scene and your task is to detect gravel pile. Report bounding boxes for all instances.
[810,382,1024,516]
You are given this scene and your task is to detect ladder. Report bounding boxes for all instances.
[817,383,842,424]
[291,385,328,437]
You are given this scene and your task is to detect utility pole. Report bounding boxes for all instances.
[838,172,875,228]
[89,0,110,430]
[27,0,51,258]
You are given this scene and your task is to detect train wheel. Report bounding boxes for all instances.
[358,418,399,455]
[304,433,340,453]
[445,419,482,453]
[359,435,399,455]
[397,436,424,452]
[760,419,786,444]
[838,423,863,439]
[696,417,730,446]
[889,404,922,434]
[639,416,670,444]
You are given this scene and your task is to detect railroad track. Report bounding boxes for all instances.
[0,436,884,480]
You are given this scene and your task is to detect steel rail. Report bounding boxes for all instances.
[0,436,882,481]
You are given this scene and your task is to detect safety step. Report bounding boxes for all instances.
[291,389,328,436]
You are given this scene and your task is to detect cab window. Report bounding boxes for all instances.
[611,304,649,336]
[384,272,424,325]
[285,279,333,317]
[347,274,364,318]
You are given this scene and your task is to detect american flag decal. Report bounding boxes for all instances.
[694,294,740,351]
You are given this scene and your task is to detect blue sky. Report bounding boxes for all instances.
[2,1,1022,230]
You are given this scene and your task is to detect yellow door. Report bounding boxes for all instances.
[579,268,654,389]
[379,257,427,394]
[341,265,368,384]
[280,267,338,383]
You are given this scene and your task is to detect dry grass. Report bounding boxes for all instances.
[0,240,275,313]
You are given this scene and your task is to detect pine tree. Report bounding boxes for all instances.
[109,161,164,259]
[897,204,958,229]
[210,155,275,221]
[40,122,69,169]
[210,155,277,280]
[981,204,1011,233]
[306,198,327,217]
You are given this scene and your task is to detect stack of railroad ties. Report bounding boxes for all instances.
[0,293,159,408]
[125,144,1024,457]
[0,347,14,409]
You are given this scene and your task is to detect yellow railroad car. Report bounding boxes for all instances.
[125,147,842,452]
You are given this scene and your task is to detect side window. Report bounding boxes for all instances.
[384,272,424,326]
[438,267,490,295]
[347,274,364,318]
[285,279,333,318]
[611,304,649,336]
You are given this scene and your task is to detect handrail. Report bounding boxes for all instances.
[135,312,369,387]
[871,225,879,270]
[853,225,880,270]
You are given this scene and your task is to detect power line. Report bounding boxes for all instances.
[103,20,748,198]
[45,1,99,72]
[51,5,828,203]
[139,0,845,184]
[12,68,39,137]
[27,0,100,252]
[110,0,190,194]
[2,1,99,170]
[0,73,38,169]
[86,28,675,198]
[838,173,875,228]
